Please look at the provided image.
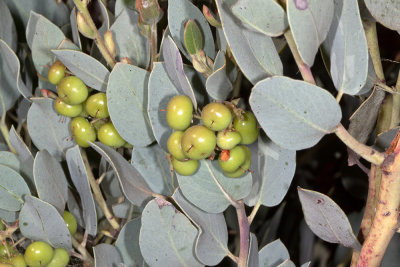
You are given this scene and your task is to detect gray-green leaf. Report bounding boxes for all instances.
[33,150,68,214]
[206,51,233,101]
[0,164,30,211]
[19,195,72,249]
[52,50,109,92]
[107,63,154,146]
[177,160,252,213]
[259,239,290,266]
[27,98,75,160]
[322,0,368,95]
[249,76,342,150]
[287,0,334,67]
[172,189,228,265]
[110,9,150,68]
[365,0,400,31]
[66,146,97,236]
[131,144,176,196]
[245,137,296,207]
[216,0,282,84]
[94,244,123,267]
[139,198,203,267]
[168,0,215,61]
[298,187,361,250]
[0,0,17,50]
[232,0,288,37]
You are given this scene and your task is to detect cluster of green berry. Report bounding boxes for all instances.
[0,212,76,267]
[166,95,259,177]
[48,61,127,148]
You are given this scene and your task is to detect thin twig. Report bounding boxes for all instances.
[247,201,261,225]
[81,149,120,230]
[72,236,94,266]
[236,201,250,267]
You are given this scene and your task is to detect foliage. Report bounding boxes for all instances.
[0,0,400,266]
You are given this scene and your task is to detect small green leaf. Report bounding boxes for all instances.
[184,19,203,55]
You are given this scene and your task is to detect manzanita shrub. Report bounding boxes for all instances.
[0,0,400,266]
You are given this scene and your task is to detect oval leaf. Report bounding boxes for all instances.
[0,0,17,50]
[9,126,34,190]
[70,8,82,49]
[107,63,154,146]
[216,0,282,84]
[322,0,368,95]
[27,98,75,160]
[90,142,152,207]
[52,50,110,92]
[206,51,233,101]
[110,8,150,68]
[139,198,202,267]
[162,36,197,109]
[131,144,176,196]
[184,20,204,55]
[249,76,342,150]
[245,137,296,207]
[148,62,180,151]
[5,0,69,28]
[177,160,252,213]
[0,151,20,172]
[0,40,24,114]
[33,150,68,214]
[232,0,288,37]
[0,208,18,223]
[115,217,145,266]
[94,244,123,267]
[287,0,334,67]
[172,189,228,265]
[66,146,97,236]
[365,0,400,31]
[168,0,215,60]
[259,239,290,266]
[29,12,66,76]
[0,164,30,211]
[19,195,72,250]
[298,187,361,250]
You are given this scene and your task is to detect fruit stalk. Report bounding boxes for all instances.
[71,236,94,266]
[72,0,116,68]
[236,201,250,267]
[355,131,400,266]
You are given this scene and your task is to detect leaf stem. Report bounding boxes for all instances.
[283,30,316,85]
[334,124,385,165]
[72,0,116,68]
[72,236,94,266]
[81,149,120,230]
[247,201,261,225]
[236,201,250,267]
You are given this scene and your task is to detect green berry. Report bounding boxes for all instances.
[167,131,187,161]
[233,111,259,145]
[166,95,193,130]
[224,146,251,178]
[70,117,97,148]
[181,125,216,160]
[172,157,199,176]
[97,122,125,148]
[54,98,83,117]
[218,145,246,173]
[63,211,77,236]
[85,92,109,119]
[46,248,69,267]
[216,130,242,150]
[23,241,54,267]
[9,254,27,267]
[48,61,65,85]
[57,76,88,105]
[201,102,232,131]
